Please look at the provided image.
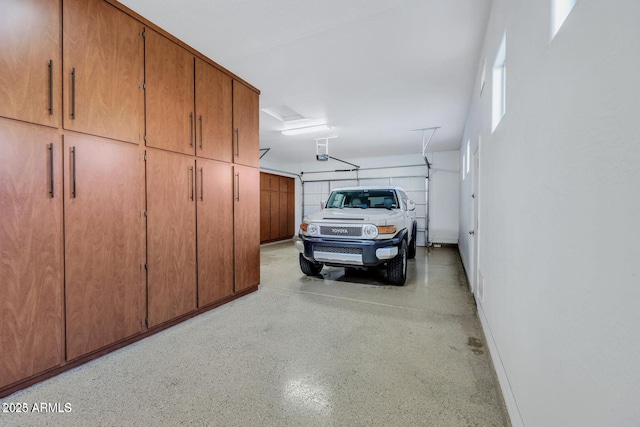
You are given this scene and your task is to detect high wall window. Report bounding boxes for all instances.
[491,33,506,132]
[551,0,577,39]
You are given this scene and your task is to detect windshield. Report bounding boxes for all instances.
[326,189,399,209]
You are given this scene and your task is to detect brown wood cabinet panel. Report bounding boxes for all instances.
[270,190,280,240]
[279,192,289,239]
[146,148,197,326]
[63,0,144,144]
[260,190,271,242]
[279,176,289,192]
[0,119,63,388]
[196,158,234,307]
[260,173,271,191]
[64,134,144,361]
[232,81,259,168]
[234,165,260,292]
[146,30,195,155]
[0,0,61,128]
[195,59,232,162]
[288,190,295,237]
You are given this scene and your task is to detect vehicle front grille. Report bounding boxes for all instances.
[320,226,361,237]
[315,246,363,255]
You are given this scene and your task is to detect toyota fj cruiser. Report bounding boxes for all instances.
[296,186,417,285]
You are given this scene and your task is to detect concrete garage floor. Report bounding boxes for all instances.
[0,241,509,426]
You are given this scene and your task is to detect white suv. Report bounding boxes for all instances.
[296,186,418,285]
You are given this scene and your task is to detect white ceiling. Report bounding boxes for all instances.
[119,0,491,164]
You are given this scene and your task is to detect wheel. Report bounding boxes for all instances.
[299,253,323,276]
[408,223,417,259]
[387,240,407,286]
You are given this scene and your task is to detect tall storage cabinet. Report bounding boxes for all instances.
[64,134,145,360]
[234,165,261,292]
[0,119,64,389]
[260,172,295,243]
[146,148,198,327]
[196,159,234,307]
[0,0,260,397]
[0,0,61,128]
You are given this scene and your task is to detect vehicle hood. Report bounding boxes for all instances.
[304,208,403,225]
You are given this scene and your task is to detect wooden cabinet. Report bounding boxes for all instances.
[196,159,234,306]
[232,81,259,167]
[0,0,61,128]
[234,165,260,292]
[260,172,295,243]
[64,134,145,360]
[0,119,64,388]
[146,148,197,327]
[63,0,144,144]
[195,59,233,162]
[145,30,195,155]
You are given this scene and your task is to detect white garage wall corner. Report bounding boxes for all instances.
[426,150,460,244]
[460,1,640,426]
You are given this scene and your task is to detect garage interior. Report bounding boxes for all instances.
[1,0,638,426]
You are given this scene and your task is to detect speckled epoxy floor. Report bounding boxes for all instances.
[0,242,510,426]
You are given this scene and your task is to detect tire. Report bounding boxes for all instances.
[299,253,323,276]
[408,223,417,259]
[387,240,407,286]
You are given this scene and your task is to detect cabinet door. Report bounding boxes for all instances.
[63,0,144,144]
[288,190,295,238]
[146,30,195,155]
[196,159,234,306]
[64,134,144,361]
[279,191,289,239]
[146,149,196,326]
[0,0,60,127]
[270,190,280,240]
[260,189,271,242]
[0,119,63,388]
[195,59,232,162]
[232,81,259,167]
[234,165,260,292]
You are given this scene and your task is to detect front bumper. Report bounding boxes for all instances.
[296,232,405,267]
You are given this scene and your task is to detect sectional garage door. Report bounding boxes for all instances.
[302,176,428,246]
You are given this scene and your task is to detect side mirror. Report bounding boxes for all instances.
[408,200,416,211]
[320,200,326,209]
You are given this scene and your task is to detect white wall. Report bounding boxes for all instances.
[458,1,640,426]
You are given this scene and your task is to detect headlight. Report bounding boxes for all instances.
[362,224,378,239]
[377,225,397,234]
[308,223,320,236]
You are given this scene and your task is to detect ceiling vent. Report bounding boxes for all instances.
[261,105,304,122]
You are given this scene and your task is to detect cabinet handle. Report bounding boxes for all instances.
[199,167,204,201]
[189,166,194,201]
[71,146,76,198]
[189,112,193,146]
[48,143,54,198]
[234,128,239,157]
[199,115,203,149]
[48,60,53,116]
[71,68,76,120]
[235,172,240,201]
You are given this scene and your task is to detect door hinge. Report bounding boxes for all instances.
[144,318,148,327]
[142,83,146,90]
[141,29,146,38]
[143,210,148,217]
[144,153,147,161]
[144,263,148,270]
[143,135,147,142]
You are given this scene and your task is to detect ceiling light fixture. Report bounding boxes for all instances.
[281,124,331,136]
